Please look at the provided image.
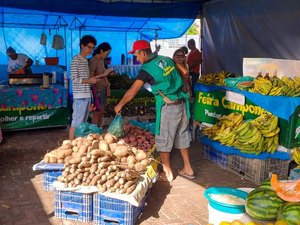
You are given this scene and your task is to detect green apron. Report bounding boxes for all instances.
[141,54,190,134]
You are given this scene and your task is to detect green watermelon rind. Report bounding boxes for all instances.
[246,188,285,221]
[258,179,273,190]
[277,202,300,225]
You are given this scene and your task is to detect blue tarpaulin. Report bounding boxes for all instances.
[0,1,201,67]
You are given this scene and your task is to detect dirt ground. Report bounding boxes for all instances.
[0,127,256,225]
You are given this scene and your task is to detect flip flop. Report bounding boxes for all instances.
[178,169,195,180]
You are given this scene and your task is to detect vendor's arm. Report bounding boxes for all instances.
[22,57,33,70]
[114,80,144,114]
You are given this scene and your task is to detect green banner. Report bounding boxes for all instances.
[194,90,299,148]
[107,89,155,106]
[0,107,70,130]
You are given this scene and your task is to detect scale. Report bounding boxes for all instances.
[8,73,53,85]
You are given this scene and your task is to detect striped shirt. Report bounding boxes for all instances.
[70,54,91,99]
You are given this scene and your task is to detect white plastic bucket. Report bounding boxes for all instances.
[208,205,245,225]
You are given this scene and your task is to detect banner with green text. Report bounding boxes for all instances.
[0,106,70,130]
[194,89,300,148]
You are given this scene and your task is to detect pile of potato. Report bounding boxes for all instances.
[43,133,152,194]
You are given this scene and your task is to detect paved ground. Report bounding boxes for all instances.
[0,127,257,225]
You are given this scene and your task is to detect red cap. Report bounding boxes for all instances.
[128,40,150,54]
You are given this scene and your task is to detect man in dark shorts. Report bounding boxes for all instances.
[114,40,195,182]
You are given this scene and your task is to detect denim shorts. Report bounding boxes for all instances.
[71,98,91,128]
[155,102,191,152]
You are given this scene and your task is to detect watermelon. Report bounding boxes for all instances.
[258,179,273,190]
[277,202,300,225]
[246,188,285,221]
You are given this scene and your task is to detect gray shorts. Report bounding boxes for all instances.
[155,102,191,152]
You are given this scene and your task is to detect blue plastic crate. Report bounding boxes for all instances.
[93,190,150,225]
[289,168,300,180]
[43,170,62,191]
[202,144,228,169]
[54,191,93,222]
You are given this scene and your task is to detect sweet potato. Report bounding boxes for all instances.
[104,133,117,144]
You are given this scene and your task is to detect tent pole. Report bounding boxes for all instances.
[64,27,67,69]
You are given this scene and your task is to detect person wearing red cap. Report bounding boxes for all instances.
[115,40,195,182]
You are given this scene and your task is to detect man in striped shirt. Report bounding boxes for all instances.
[69,35,102,140]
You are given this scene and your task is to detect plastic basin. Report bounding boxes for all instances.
[204,187,248,214]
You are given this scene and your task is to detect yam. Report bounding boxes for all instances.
[49,157,57,163]
[44,156,50,163]
[100,156,112,162]
[135,150,147,161]
[134,162,146,172]
[62,140,72,146]
[99,140,110,151]
[109,143,118,153]
[126,183,137,194]
[98,184,107,193]
[104,133,117,144]
[141,158,150,167]
[69,157,81,164]
[57,176,65,182]
[114,145,129,158]
[57,159,64,164]
[90,175,101,186]
[61,143,72,150]
[127,155,136,165]
[86,134,94,141]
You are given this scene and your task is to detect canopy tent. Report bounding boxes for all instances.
[0,1,201,67]
[202,0,300,75]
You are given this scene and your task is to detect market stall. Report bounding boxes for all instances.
[0,83,70,130]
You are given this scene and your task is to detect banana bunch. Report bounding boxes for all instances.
[293,147,300,166]
[199,71,235,86]
[234,122,265,154]
[251,113,280,153]
[213,126,236,146]
[203,113,243,139]
[249,77,273,95]
[250,75,300,96]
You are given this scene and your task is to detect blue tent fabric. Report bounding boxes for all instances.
[200,136,291,160]
[0,6,196,67]
[0,1,201,19]
[195,83,300,121]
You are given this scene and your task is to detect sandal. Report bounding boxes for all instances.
[178,169,195,180]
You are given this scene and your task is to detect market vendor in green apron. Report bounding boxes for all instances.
[114,40,195,182]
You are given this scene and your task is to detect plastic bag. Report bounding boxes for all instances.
[107,114,124,137]
[75,122,103,138]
